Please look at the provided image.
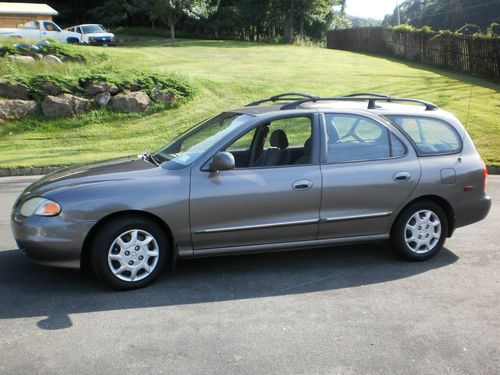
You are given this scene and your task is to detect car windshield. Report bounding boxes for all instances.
[81,25,107,34]
[154,113,252,167]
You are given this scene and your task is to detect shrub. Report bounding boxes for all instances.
[487,22,500,37]
[456,24,482,36]
[3,71,195,105]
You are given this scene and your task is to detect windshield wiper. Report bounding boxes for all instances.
[140,152,160,166]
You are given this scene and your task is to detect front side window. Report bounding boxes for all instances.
[43,22,61,32]
[223,116,314,168]
[386,116,462,155]
[325,114,404,163]
[155,113,253,167]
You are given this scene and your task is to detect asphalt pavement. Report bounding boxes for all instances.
[0,175,498,374]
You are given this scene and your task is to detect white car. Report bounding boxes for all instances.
[0,20,80,43]
[64,24,115,46]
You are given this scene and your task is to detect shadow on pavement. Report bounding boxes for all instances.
[0,243,458,329]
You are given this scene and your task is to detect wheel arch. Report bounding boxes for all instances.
[66,37,80,44]
[80,210,175,270]
[392,195,455,238]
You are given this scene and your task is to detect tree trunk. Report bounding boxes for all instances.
[300,15,304,40]
[284,1,294,43]
[168,16,176,45]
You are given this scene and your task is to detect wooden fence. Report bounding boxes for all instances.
[326,27,500,79]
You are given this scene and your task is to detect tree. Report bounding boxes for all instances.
[133,0,219,43]
[382,0,500,31]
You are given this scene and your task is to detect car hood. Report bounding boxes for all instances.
[22,156,158,198]
[86,32,114,38]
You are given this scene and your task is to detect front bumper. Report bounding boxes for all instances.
[88,38,115,46]
[11,214,95,269]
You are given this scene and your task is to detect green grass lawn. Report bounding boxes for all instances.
[0,36,499,168]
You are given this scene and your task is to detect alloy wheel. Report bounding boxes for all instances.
[404,210,442,254]
[107,229,160,282]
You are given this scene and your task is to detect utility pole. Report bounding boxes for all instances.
[396,0,401,25]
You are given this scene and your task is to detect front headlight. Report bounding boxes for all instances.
[20,198,61,217]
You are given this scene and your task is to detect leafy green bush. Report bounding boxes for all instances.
[391,23,499,40]
[487,22,500,37]
[36,40,87,61]
[2,71,195,105]
[0,39,88,61]
[456,24,482,36]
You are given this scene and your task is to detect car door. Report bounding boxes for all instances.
[76,27,84,43]
[190,113,322,251]
[41,21,64,41]
[318,112,421,239]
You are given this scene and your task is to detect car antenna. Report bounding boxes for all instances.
[464,79,475,130]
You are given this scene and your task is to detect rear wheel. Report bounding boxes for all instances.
[90,217,168,290]
[391,201,448,261]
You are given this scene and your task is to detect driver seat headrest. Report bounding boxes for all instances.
[270,129,289,149]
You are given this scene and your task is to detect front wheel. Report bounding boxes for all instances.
[90,217,169,290]
[66,37,80,44]
[391,201,448,261]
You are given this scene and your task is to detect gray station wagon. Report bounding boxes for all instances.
[11,93,491,289]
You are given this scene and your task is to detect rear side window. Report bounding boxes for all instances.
[386,116,462,155]
[325,114,405,163]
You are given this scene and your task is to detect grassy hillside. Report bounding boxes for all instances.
[0,36,499,168]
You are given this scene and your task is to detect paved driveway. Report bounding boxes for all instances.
[0,176,498,374]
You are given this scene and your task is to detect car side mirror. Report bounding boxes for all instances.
[210,152,235,172]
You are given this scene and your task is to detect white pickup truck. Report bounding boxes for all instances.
[0,20,80,43]
[64,24,116,46]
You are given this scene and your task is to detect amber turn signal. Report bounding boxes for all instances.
[34,201,61,216]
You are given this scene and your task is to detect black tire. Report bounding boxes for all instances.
[391,201,448,261]
[90,216,169,290]
[66,37,80,44]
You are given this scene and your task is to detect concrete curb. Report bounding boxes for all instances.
[0,165,499,177]
[0,167,62,177]
[487,166,500,175]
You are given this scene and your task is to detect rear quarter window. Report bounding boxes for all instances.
[386,116,462,155]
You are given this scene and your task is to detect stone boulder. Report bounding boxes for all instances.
[0,99,39,121]
[84,81,119,95]
[0,82,30,100]
[43,54,63,64]
[31,52,43,61]
[95,91,111,107]
[41,81,63,96]
[111,92,151,113]
[7,55,35,63]
[154,90,177,106]
[128,83,141,92]
[41,94,92,118]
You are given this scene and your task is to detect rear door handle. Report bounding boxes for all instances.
[393,172,411,182]
[292,180,313,191]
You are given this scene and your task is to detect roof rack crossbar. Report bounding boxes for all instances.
[246,92,318,107]
[343,92,390,98]
[280,96,439,111]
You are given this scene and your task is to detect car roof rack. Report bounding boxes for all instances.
[280,94,439,111]
[343,92,390,98]
[245,92,318,107]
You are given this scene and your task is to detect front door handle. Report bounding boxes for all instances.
[393,172,411,182]
[293,180,313,191]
